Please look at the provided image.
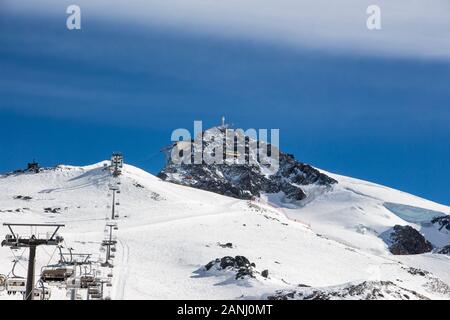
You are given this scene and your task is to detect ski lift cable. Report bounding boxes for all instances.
[41,246,52,259]
[8,260,20,278]
[46,246,59,266]
[39,246,59,279]
[10,249,28,275]
[15,247,27,262]
[62,239,71,252]
[24,275,47,300]
[136,150,161,162]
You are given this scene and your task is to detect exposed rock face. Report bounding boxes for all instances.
[385,225,433,255]
[205,256,256,280]
[402,267,450,297]
[438,245,450,255]
[431,216,450,232]
[406,267,429,277]
[267,281,429,300]
[158,126,337,200]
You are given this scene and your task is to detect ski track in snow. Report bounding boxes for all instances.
[114,239,129,300]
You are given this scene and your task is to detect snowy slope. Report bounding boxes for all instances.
[0,162,449,300]
[278,170,450,252]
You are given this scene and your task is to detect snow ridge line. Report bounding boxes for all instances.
[251,198,312,230]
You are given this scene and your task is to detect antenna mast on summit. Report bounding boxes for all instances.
[221,116,225,128]
[110,152,123,177]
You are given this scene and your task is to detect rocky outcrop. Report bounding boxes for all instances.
[158,126,337,201]
[405,267,430,277]
[384,225,433,255]
[205,256,256,280]
[44,207,62,214]
[431,216,450,232]
[217,242,233,249]
[267,281,429,300]
[438,245,450,255]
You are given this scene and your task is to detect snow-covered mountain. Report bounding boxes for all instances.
[0,160,449,300]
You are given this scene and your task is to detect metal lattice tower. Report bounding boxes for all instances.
[1,223,64,300]
[110,152,124,177]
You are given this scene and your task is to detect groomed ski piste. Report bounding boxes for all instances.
[0,161,449,300]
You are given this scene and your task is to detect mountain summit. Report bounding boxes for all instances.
[158,125,336,201]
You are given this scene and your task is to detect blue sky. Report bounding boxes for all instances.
[0,3,449,205]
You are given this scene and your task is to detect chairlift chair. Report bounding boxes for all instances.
[32,286,51,300]
[88,286,100,295]
[90,293,103,300]
[6,277,26,295]
[41,265,74,283]
[3,234,19,247]
[80,275,95,289]
[66,277,81,289]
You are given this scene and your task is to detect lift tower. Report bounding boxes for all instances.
[109,185,120,220]
[110,153,123,177]
[101,223,117,268]
[61,253,94,301]
[1,223,64,300]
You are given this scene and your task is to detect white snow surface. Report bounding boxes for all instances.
[0,162,449,300]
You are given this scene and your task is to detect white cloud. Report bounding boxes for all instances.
[5,0,450,59]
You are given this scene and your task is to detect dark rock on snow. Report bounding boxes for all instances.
[133,183,145,189]
[386,225,433,255]
[431,216,450,232]
[205,256,256,280]
[267,281,429,300]
[13,195,33,201]
[44,207,62,214]
[438,245,450,255]
[405,267,430,277]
